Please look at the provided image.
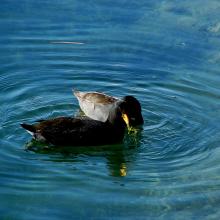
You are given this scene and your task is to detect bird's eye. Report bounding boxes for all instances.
[130,117,135,121]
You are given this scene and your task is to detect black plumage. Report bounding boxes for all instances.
[21,101,128,146]
[121,96,143,127]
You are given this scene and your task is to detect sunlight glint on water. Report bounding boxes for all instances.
[1,0,220,219]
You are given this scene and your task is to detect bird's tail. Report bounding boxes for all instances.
[20,123,36,135]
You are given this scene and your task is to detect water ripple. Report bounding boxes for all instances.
[1,1,220,218]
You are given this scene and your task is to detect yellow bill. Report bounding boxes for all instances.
[122,113,130,128]
[122,113,139,134]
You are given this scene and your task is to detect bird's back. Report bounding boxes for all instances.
[33,117,125,146]
[73,90,119,122]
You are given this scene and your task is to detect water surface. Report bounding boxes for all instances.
[1,0,220,219]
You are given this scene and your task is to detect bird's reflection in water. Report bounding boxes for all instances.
[106,129,142,177]
[25,129,142,177]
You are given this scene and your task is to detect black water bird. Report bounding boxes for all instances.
[21,101,130,146]
[73,90,143,127]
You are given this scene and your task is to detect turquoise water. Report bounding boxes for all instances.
[1,0,220,219]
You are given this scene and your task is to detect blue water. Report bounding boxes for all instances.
[1,0,220,219]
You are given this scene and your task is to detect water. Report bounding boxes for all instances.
[1,0,220,219]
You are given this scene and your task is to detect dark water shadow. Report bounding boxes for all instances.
[24,129,143,177]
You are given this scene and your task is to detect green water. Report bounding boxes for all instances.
[1,0,220,219]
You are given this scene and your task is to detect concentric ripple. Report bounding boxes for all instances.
[1,0,220,219]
